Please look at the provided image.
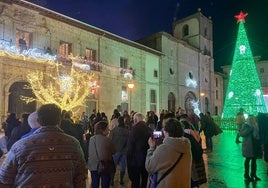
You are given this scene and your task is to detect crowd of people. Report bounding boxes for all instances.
[0,105,267,187]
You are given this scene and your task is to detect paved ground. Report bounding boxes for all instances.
[86,130,268,187]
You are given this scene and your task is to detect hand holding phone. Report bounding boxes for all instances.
[152,131,163,139]
[148,137,156,148]
[152,131,164,145]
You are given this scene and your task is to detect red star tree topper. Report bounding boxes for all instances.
[235,11,248,23]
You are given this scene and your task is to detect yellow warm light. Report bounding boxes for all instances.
[22,63,94,111]
[128,83,135,89]
[200,92,205,97]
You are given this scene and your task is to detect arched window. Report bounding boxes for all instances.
[168,92,176,112]
[182,25,189,37]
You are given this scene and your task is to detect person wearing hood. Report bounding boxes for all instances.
[146,118,192,188]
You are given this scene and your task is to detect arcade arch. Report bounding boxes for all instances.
[7,81,35,120]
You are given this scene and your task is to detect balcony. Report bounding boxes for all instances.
[0,39,102,72]
[0,39,56,62]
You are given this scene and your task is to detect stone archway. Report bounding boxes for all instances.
[8,81,36,118]
[168,92,176,113]
[184,91,197,114]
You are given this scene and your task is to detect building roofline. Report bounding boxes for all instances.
[9,0,163,56]
[138,31,201,53]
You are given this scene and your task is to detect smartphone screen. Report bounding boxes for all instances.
[153,131,163,139]
[152,131,163,145]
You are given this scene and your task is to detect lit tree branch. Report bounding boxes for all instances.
[22,62,94,111]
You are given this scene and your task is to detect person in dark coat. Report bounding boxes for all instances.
[239,115,262,182]
[179,114,207,187]
[60,112,85,157]
[127,113,152,188]
[235,108,245,143]
[0,113,21,154]
[199,112,215,153]
[257,113,268,175]
[4,113,20,140]
[7,113,31,150]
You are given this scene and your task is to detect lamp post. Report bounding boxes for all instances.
[200,92,205,112]
[127,82,135,112]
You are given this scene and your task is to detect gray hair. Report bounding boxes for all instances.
[28,112,41,129]
[133,113,143,125]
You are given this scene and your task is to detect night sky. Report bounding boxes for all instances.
[26,0,268,71]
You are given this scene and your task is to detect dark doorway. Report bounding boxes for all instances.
[168,92,176,113]
[8,82,36,118]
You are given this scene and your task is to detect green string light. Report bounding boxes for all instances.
[222,13,267,121]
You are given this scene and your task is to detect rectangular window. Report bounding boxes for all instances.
[150,89,156,103]
[260,68,264,74]
[120,57,128,69]
[153,70,158,78]
[150,89,157,114]
[59,41,72,56]
[215,78,218,87]
[16,29,32,53]
[216,90,218,100]
[86,48,97,61]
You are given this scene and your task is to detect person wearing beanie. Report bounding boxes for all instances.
[21,112,41,139]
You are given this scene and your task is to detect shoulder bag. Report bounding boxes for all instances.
[94,137,115,175]
[150,153,183,188]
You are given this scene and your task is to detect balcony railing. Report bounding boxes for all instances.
[0,39,102,72]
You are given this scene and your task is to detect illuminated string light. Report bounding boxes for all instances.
[185,77,197,88]
[22,63,95,111]
[0,40,56,62]
[222,12,267,119]
[0,40,135,111]
[191,100,201,117]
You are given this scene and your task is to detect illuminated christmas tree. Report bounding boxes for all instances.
[222,11,267,120]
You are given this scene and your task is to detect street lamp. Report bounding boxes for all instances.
[127,82,135,112]
[200,92,205,112]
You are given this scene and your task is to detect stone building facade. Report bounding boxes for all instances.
[0,1,220,123]
[0,0,162,122]
[139,10,215,115]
